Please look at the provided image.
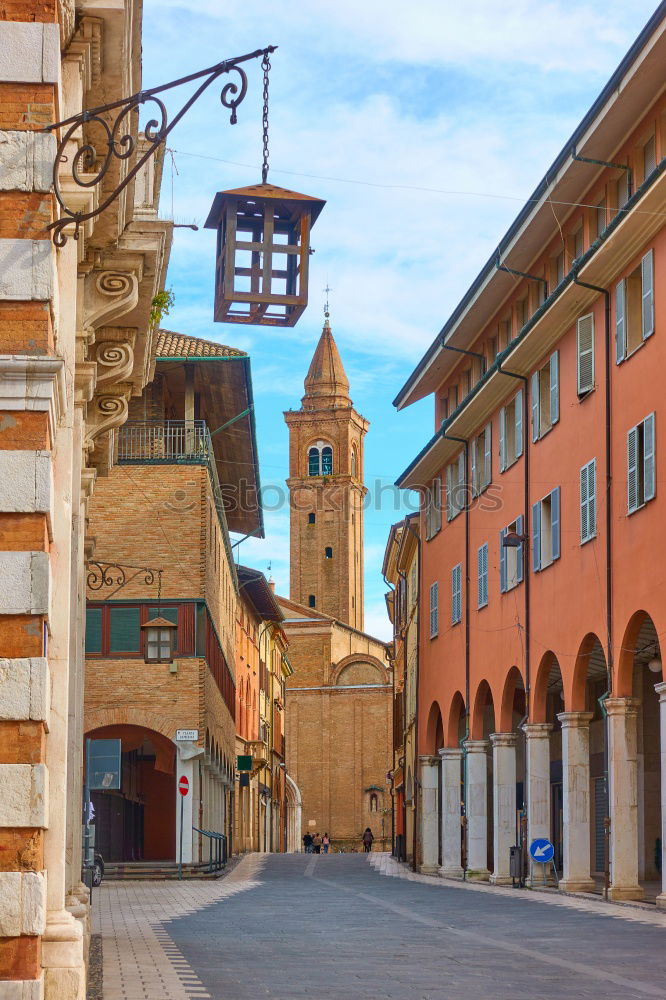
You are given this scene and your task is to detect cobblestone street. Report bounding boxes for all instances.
[94,853,666,1000]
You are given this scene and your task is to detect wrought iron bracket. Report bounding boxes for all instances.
[45,45,277,246]
[87,560,160,599]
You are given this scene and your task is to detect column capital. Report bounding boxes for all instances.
[463,739,490,754]
[418,754,440,767]
[604,696,640,717]
[522,722,553,738]
[490,731,518,748]
[439,746,463,761]
[654,681,666,700]
[557,711,593,728]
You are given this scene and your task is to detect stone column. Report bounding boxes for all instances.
[606,697,643,900]
[418,756,439,874]
[439,748,464,878]
[464,740,490,881]
[490,733,517,885]
[558,712,595,892]
[523,723,552,885]
[655,683,666,908]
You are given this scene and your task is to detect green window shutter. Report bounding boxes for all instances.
[109,607,141,653]
[85,608,103,654]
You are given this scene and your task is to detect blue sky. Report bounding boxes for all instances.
[142,0,658,639]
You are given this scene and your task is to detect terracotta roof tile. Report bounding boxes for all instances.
[155,330,247,360]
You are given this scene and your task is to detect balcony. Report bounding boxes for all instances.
[118,420,211,464]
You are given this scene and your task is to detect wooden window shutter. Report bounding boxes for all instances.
[471,435,478,497]
[643,412,656,502]
[85,607,103,654]
[109,607,141,653]
[615,280,626,363]
[532,501,541,572]
[627,425,639,513]
[588,459,597,539]
[577,314,595,394]
[516,515,525,582]
[515,390,523,458]
[499,407,507,472]
[580,463,589,543]
[642,249,654,339]
[484,423,492,489]
[499,528,507,593]
[551,486,561,561]
[549,351,560,425]
[531,371,540,442]
[430,582,439,638]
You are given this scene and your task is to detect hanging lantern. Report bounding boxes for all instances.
[141,616,178,664]
[205,183,326,326]
[203,50,325,327]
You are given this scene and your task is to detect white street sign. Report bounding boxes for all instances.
[176,729,199,742]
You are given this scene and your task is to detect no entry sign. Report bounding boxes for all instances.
[178,775,189,797]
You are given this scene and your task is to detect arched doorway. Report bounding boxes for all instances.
[439,692,466,878]
[614,611,662,901]
[420,701,443,873]
[85,724,176,862]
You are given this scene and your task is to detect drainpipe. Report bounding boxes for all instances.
[442,433,470,877]
[495,364,531,877]
[403,517,421,873]
[572,271,613,899]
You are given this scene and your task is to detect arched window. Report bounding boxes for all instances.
[308,447,320,476]
[351,447,357,478]
[308,595,316,608]
[325,546,333,559]
[321,446,333,475]
[308,512,316,524]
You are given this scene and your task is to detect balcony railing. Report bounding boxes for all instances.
[118,420,209,463]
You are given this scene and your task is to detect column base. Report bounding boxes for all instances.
[465,868,490,882]
[608,884,644,902]
[438,866,464,880]
[490,873,513,886]
[558,878,596,893]
[419,864,440,875]
[42,909,85,1000]
[656,892,666,909]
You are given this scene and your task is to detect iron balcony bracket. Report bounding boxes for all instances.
[44,45,277,246]
[86,560,160,600]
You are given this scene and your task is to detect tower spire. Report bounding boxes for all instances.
[302,317,351,410]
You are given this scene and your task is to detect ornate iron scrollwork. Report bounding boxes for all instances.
[45,46,276,246]
[87,560,157,595]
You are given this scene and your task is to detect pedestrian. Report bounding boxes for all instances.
[362,827,374,853]
[313,832,322,854]
[322,832,330,854]
[303,832,313,854]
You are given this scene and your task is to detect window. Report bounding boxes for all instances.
[516,297,528,332]
[569,226,584,264]
[616,250,654,361]
[477,543,488,609]
[553,251,565,287]
[308,443,333,476]
[325,546,333,559]
[308,595,316,608]
[499,390,523,471]
[308,512,315,524]
[85,607,102,654]
[446,452,465,520]
[451,564,462,625]
[532,487,561,572]
[531,351,559,441]
[580,459,597,544]
[628,413,656,513]
[429,582,439,638]
[351,447,357,478]
[577,314,595,395]
[643,134,657,180]
[499,516,524,593]
[308,447,320,476]
[616,171,629,214]
[595,198,606,238]
[425,476,442,540]
[471,423,492,496]
[109,606,141,653]
[321,446,333,475]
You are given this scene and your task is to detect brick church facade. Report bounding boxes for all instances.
[281,317,392,851]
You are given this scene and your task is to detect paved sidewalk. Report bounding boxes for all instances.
[368,852,666,927]
[92,854,265,1000]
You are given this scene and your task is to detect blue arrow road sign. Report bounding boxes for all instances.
[529,838,555,863]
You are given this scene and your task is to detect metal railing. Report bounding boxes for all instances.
[118,420,209,463]
[193,827,227,873]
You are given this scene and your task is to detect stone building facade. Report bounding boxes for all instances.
[282,320,392,851]
[0,3,171,995]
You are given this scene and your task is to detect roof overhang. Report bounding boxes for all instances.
[237,566,283,622]
[394,5,666,410]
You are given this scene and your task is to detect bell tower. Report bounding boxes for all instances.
[284,314,368,629]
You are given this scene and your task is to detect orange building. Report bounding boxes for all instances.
[395,10,666,902]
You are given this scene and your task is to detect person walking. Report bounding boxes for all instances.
[313,832,322,854]
[362,828,374,853]
[322,833,330,854]
[303,832,313,854]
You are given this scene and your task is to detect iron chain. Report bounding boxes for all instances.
[261,50,271,183]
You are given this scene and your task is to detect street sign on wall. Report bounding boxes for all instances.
[176,729,199,742]
[237,755,252,771]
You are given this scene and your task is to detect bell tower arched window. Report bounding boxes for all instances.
[307,442,333,477]
[351,446,357,478]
